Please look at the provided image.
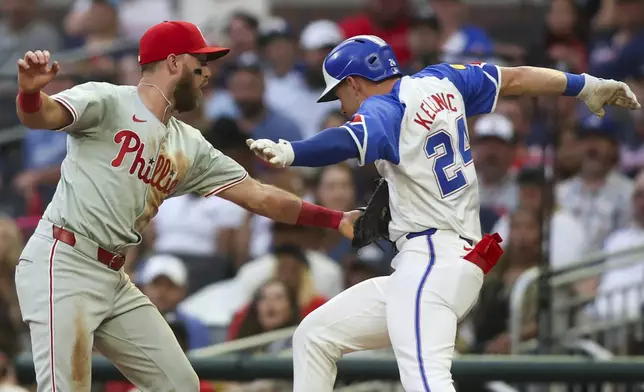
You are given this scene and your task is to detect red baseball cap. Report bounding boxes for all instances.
[139,21,230,65]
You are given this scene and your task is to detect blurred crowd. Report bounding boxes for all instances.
[1,0,644,390]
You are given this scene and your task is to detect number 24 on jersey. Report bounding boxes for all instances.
[424,116,473,198]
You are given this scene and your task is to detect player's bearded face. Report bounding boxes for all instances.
[173,66,199,113]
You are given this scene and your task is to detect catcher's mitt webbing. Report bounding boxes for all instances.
[352,178,391,249]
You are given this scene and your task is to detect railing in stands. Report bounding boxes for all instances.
[188,326,520,392]
[510,243,644,355]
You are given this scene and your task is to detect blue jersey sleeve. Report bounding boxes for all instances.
[341,91,404,166]
[290,127,360,167]
[412,62,501,116]
[289,84,404,167]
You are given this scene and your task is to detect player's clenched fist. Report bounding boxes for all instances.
[17,50,60,93]
[246,138,294,168]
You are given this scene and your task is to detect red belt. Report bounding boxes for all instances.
[52,225,125,271]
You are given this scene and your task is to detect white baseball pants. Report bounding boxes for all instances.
[292,229,484,392]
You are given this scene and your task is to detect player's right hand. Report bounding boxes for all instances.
[246,138,294,168]
[338,210,361,240]
[17,50,60,93]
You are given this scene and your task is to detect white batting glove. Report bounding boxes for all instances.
[246,138,295,168]
[578,74,641,118]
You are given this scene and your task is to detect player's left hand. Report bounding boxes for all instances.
[246,138,294,168]
[580,76,640,118]
[338,210,361,240]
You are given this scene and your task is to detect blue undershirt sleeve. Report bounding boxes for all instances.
[290,127,360,167]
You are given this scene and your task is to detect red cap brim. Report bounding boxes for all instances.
[190,46,230,61]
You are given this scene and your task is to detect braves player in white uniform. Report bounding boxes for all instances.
[14,21,358,392]
[248,35,641,392]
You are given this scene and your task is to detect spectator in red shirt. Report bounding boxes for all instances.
[227,246,327,341]
[536,0,589,73]
[338,0,412,65]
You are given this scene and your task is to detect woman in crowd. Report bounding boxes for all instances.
[219,280,300,392]
[227,246,327,341]
[535,0,589,73]
[229,279,300,351]
[313,164,358,263]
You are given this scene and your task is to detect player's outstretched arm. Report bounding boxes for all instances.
[246,126,360,168]
[499,66,640,117]
[16,50,74,131]
[217,176,360,238]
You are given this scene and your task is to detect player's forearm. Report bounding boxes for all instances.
[499,66,590,98]
[220,177,345,229]
[16,91,72,130]
[291,127,359,167]
[251,183,343,229]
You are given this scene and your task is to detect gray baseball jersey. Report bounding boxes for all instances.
[47,82,248,252]
[15,82,248,392]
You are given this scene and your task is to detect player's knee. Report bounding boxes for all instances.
[293,315,340,359]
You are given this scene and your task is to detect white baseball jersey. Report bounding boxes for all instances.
[342,63,502,242]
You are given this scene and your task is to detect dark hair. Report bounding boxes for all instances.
[230,62,264,78]
[207,117,247,150]
[544,0,589,44]
[411,15,441,32]
[273,244,308,266]
[517,168,547,187]
[226,11,259,33]
[236,280,300,339]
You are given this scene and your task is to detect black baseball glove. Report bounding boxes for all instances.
[352,178,392,249]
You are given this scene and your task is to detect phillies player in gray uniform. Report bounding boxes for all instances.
[14,21,357,392]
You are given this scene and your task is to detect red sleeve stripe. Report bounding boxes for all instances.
[204,172,249,197]
[53,96,79,124]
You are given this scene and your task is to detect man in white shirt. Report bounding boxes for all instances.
[492,168,588,269]
[592,170,644,321]
[473,113,520,215]
[556,115,635,251]
[263,20,343,139]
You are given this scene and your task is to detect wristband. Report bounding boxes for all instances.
[17,90,43,113]
[563,73,585,97]
[296,201,343,229]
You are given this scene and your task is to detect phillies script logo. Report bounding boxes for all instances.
[110,130,179,195]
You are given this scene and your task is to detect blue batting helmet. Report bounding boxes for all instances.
[317,35,402,103]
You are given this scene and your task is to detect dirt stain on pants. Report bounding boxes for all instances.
[71,302,90,392]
